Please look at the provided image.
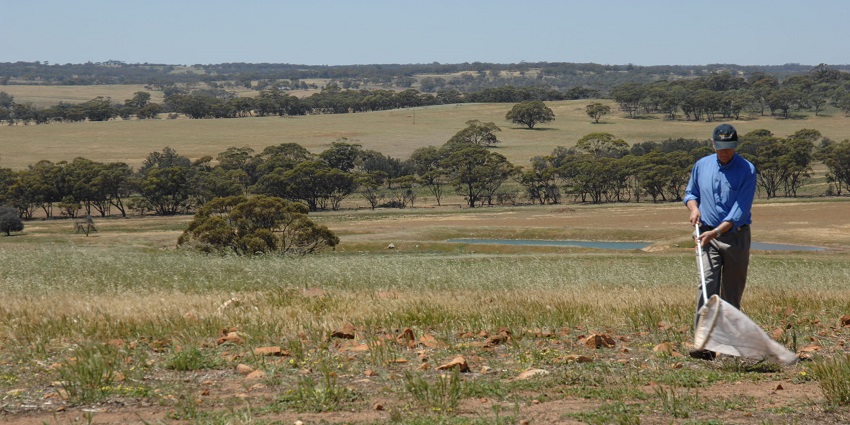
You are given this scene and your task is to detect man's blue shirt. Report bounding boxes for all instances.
[683,153,757,228]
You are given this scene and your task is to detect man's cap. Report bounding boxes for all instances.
[712,123,738,149]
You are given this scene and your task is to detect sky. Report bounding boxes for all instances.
[2,0,848,67]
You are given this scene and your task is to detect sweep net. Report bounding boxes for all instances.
[694,295,798,365]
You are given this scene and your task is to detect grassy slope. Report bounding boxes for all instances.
[2,95,850,170]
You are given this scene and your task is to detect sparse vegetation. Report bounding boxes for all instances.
[0,200,849,423]
[3,70,850,423]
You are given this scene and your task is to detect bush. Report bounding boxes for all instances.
[178,195,338,255]
[0,205,23,236]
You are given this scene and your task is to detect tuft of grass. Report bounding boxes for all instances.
[56,343,122,404]
[164,346,223,371]
[564,401,643,425]
[274,359,359,412]
[653,384,705,419]
[809,354,850,406]
[403,368,464,414]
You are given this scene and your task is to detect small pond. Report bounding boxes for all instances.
[447,239,826,252]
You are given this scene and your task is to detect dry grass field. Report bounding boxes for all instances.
[3,96,850,171]
[2,199,850,424]
[3,88,850,424]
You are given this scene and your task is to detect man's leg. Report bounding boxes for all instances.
[718,227,751,309]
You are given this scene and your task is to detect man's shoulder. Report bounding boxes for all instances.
[734,154,756,171]
[695,154,717,167]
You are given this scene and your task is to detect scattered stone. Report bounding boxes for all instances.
[373,403,384,411]
[339,341,370,352]
[396,327,415,344]
[417,362,431,371]
[518,369,549,380]
[652,342,677,356]
[840,315,850,327]
[484,332,509,348]
[246,370,265,380]
[800,344,822,352]
[253,346,288,356]
[364,369,377,377]
[387,243,395,249]
[480,365,494,374]
[418,334,447,349]
[331,323,357,339]
[216,331,243,345]
[563,354,593,363]
[436,356,470,372]
[236,364,254,375]
[583,333,616,349]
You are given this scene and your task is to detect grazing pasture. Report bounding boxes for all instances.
[2,90,850,423]
[2,199,850,424]
[3,97,850,170]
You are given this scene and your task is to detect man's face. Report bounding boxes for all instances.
[716,148,735,164]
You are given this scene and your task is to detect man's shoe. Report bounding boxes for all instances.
[688,349,716,360]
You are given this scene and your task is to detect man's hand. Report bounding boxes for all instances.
[686,200,701,225]
[695,230,717,247]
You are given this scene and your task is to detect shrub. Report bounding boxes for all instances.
[178,195,338,255]
[0,205,23,236]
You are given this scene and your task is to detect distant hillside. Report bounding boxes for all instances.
[3,61,849,97]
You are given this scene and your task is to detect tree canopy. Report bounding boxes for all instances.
[178,195,338,255]
[505,100,555,129]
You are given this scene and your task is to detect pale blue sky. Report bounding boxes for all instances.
[2,0,848,66]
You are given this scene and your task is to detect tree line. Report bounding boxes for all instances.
[4,64,850,126]
[610,64,850,120]
[3,119,850,231]
[0,84,586,125]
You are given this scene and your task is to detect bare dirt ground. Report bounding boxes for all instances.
[329,199,850,252]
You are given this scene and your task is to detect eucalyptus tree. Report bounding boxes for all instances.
[441,146,515,208]
[821,139,850,195]
[178,195,338,255]
[585,103,611,123]
[505,100,554,129]
[408,146,448,206]
[446,120,502,147]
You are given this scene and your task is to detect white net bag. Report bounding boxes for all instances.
[695,295,797,365]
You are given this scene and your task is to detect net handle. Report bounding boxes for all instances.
[696,222,709,303]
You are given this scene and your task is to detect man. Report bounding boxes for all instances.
[683,123,757,360]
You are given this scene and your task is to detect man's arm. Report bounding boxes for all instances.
[686,199,701,226]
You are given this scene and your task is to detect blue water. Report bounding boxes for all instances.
[447,238,651,250]
[447,238,825,251]
[750,242,824,251]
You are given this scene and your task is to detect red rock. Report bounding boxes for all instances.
[436,356,470,372]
